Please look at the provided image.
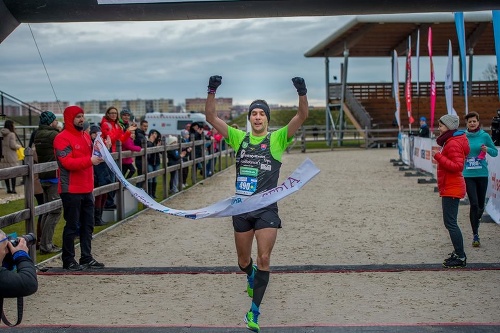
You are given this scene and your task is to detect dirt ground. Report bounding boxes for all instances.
[3,148,500,328]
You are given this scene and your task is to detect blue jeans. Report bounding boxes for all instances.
[147,164,160,184]
[60,192,95,265]
[442,197,465,258]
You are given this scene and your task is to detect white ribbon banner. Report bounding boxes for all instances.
[485,153,500,225]
[94,134,320,219]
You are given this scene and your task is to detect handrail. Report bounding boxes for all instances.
[0,90,44,115]
[328,84,372,131]
[344,88,372,130]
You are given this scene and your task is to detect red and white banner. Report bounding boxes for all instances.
[405,36,414,127]
[393,50,401,129]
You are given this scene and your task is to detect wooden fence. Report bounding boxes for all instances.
[0,125,406,261]
[0,136,235,261]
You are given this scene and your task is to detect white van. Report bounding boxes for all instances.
[144,112,208,136]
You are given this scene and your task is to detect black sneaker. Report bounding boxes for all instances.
[443,252,457,264]
[443,256,466,268]
[80,259,105,269]
[63,261,83,271]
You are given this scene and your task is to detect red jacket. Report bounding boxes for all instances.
[434,131,470,198]
[100,115,131,152]
[54,106,94,194]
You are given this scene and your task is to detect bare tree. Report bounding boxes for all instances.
[482,63,498,81]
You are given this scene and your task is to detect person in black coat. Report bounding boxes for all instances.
[0,230,38,298]
[419,116,430,138]
[147,130,162,198]
[134,120,149,189]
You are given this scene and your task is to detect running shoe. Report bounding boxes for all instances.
[443,252,457,264]
[443,255,466,268]
[246,264,257,298]
[472,234,481,247]
[244,309,260,332]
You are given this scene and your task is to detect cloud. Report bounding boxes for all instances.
[0,16,495,109]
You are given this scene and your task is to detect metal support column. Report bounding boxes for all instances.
[325,55,331,147]
[468,47,474,97]
[338,47,349,147]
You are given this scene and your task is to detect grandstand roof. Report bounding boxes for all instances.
[2,0,500,44]
[305,12,496,58]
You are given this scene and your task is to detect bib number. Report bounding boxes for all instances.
[465,157,482,170]
[236,176,257,196]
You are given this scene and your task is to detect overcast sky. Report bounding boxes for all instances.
[0,16,495,109]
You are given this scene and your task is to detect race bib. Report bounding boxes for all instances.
[465,157,483,170]
[236,176,257,196]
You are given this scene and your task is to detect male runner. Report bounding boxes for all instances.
[205,75,308,332]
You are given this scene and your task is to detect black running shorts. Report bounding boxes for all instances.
[232,207,282,232]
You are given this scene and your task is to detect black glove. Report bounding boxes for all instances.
[292,77,307,96]
[207,75,222,94]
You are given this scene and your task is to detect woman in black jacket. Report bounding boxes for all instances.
[147,130,162,198]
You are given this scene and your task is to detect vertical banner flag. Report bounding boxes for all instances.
[493,10,500,100]
[428,27,436,134]
[445,40,457,115]
[393,50,401,130]
[454,12,469,114]
[405,36,415,127]
[416,29,420,96]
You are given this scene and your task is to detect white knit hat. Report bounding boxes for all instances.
[166,136,178,145]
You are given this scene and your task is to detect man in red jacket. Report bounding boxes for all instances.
[433,114,470,268]
[54,106,105,271]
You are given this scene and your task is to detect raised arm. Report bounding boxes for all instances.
[205,75,229,139]
[287,77,309,138]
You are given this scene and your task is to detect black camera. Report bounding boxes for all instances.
[7,233,36,247]
[491,109,500,146]
[2,233,36,270]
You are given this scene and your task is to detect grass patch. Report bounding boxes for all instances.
[0,156,235,264]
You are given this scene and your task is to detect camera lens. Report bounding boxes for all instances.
[23,233,36,246]
[8,233,36,247]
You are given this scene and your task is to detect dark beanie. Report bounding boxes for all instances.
[40,111,56,126]
[90,125,100,134]
[248,101,270,122]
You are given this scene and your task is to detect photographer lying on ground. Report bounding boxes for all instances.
[0,230,38,298]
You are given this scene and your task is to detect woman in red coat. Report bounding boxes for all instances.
[99,106,136,209]
[433,114,470,268]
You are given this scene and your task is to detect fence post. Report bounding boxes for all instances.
[365,126,369,149]
[178,140,184,191]
[190,135,196,185]
[201,136,207,178]
[161,137,168,198]
[23,147,36,261]
[141,139,148,190]
[116,141,124,221]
